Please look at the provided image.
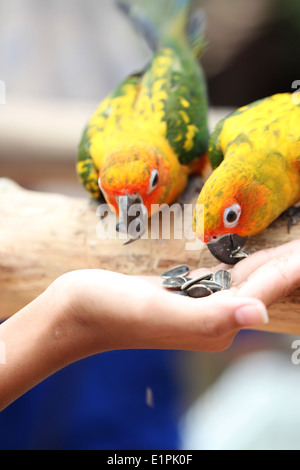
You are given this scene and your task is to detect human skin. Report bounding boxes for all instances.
[0,240,299,411]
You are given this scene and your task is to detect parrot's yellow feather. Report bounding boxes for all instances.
[77,0,209,221]
[194,93,300,242]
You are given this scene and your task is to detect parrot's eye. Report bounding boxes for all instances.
[147,170,159,194]
[223,204,241,228]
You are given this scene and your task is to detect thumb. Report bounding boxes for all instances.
[198,292,269,337]
[158,290,269,352]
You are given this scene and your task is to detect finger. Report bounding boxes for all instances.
[231,240,300,285]
[195,291,269,333]
[154,290,269,352]
[236,244,300,306]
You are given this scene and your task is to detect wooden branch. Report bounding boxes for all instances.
[0,178,299,335]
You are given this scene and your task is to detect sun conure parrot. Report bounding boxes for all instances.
[193,93,300,264]
[77,0,209,244]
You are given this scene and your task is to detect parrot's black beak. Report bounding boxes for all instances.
[116,194,148,245]
[207,234,249,265]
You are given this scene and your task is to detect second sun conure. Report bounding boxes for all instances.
[193,93,300,264]
[77,0,209,243]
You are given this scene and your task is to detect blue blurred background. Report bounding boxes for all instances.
[0,0,300,450]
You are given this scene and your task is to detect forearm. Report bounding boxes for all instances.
[0,274,158,411]
[0,276,156,411]
[0,287,83,411]
[0,266,270,411]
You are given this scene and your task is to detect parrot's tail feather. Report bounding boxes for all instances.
[116,0,206,56]
[187,9,207,57]
[117,0,159,51]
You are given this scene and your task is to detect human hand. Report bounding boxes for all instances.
[1,241,298,411]
[53,268,267,357]
[226,239,300,306]
[55,240,299,355]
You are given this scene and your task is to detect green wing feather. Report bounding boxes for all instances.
[77,126,101,199]
[135,43,209,166]
[163,50,209,165]
[77,0,210,198]
[208,118,226,170]
[118,0,209,166]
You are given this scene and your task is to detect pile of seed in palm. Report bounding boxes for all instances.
[161,265,232,298]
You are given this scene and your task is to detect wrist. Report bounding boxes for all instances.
[52,271,157,353]
[48,272,127,357]
[45,275,100,363]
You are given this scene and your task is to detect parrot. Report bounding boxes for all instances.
[77,0,210,244]
[193,93,300,265]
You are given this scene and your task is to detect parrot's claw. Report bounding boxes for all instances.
[286,206,300,233]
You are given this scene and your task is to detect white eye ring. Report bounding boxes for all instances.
[147,169,159,194]
[223,204,241,228]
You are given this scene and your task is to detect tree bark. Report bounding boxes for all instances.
[0,178,299,335]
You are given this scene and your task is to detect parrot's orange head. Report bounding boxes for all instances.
[193,162,270,264]
[98,145,171,243]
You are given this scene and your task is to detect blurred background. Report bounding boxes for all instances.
[0,0,300,450]
[0,0,299,195]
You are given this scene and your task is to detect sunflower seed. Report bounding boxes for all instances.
[232,250,249,260]
[200,280,224,293]
[162,276,187,290]
[213,270,232,290]
[161,265,233,298]
[186,285,213,298]
[181,273,213,291]
[171,290,189,296]
[161,265,190,279]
